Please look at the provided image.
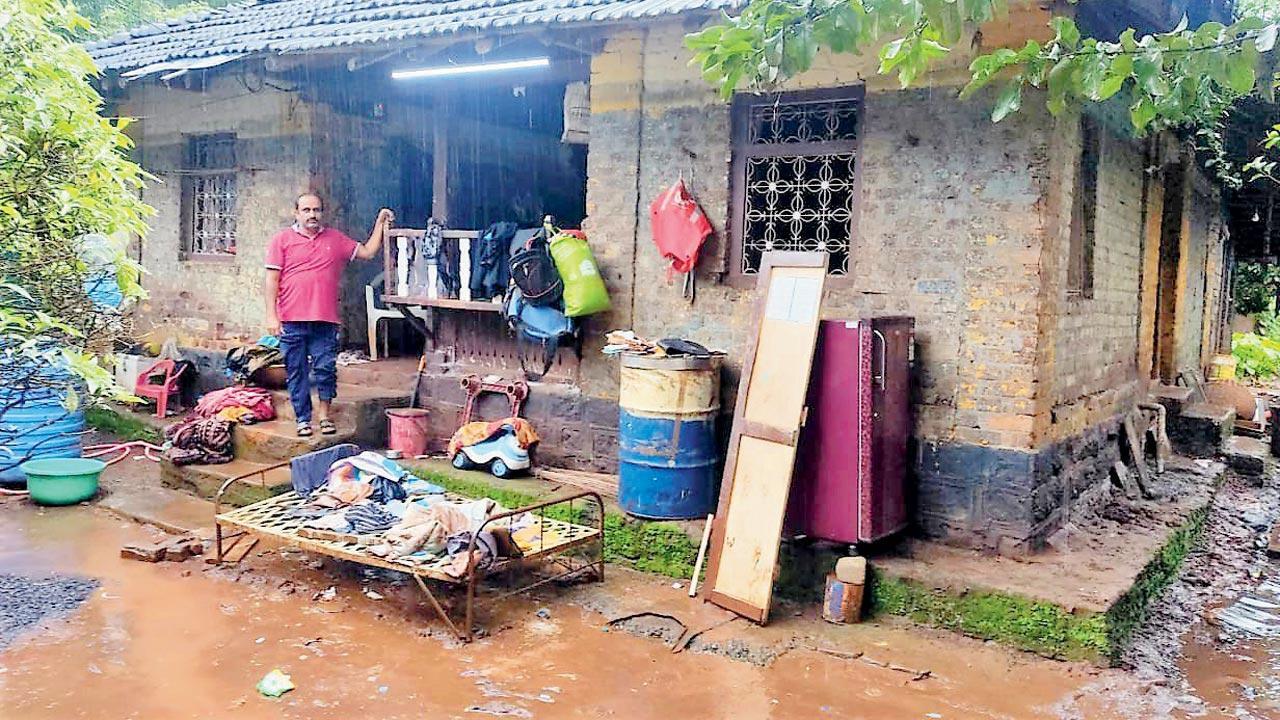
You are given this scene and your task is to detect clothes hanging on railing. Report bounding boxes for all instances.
[470,222,518,300]
[434,218,462,299]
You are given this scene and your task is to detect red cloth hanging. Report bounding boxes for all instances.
[649,179,712,278]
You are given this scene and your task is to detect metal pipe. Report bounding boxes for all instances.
[1137,402,1168,474]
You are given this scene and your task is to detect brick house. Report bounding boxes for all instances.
[88,0,1237,554]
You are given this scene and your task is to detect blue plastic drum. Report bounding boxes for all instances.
[617,355,721,520]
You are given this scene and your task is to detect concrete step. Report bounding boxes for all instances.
[160,457,293,508]
[1149,384,1196,416]
[336,358,421,392]
[232,419,359,464]
[1169,402,1235,458]
[1225,435,1270,480]
[268,383,410,447]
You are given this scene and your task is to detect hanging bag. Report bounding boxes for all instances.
[502,286,579,380]
[549,229,611,317]
[650,178,712,276]
[508,228,563,307]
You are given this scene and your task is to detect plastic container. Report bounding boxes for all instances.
[617,354,720,520]
[386,408,430,457]
[0,360,84,484]
[20,458,105,505]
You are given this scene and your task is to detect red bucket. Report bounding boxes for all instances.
[386,408,430,457]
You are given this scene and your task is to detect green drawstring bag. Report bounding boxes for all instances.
[549,230,611,317]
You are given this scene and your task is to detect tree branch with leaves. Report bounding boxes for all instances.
[687,1,1279,157]
[1,0,154,468]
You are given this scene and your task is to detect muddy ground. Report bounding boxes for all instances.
[1125,467,1280,719]
[0,465,1277,718]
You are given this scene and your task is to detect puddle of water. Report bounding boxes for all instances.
[1182,573,1280,718]
[0,502,1165,719]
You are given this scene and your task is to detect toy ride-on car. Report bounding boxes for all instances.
[451,423,532,479]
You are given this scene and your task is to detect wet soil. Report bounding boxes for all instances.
[0,573,98,651]
[1122,469,1280,719]
[0,496,1162,720]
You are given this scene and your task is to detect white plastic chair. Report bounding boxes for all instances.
[366,271,427,361]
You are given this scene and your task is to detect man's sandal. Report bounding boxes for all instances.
[319,419,337,435]
[296,422,313,437]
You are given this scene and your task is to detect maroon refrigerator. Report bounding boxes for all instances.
[786,317,913,544]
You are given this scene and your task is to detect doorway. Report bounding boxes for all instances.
[1151,164,1185,382]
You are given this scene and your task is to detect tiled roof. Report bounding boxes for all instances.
[86,0,738,73]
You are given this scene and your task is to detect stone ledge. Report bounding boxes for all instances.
[160,458,292,508]
[1149,384,1195,416]
[868,456,1223,664]
[1169,402,1234,458]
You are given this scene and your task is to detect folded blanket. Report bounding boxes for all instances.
[448,418,539,456]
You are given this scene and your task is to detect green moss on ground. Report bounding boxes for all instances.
[85,406,162,445]
[1104,504,1210,655]
[407,464,699,579]
[868,571,1111,661]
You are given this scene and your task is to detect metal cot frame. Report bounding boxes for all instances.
[213,460,605,642]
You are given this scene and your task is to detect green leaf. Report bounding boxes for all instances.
[1051,16,1080,49]
[1257,24,1279,53]
[1226,55,1257,94]
[1046,58,1074,115]
[992,78,1023,122]
[1134,54,1168,96]
[1130,97,1157,131]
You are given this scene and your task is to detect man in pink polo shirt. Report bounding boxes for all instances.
[265,192,393,436]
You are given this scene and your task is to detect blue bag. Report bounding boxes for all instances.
[503,286,578,380]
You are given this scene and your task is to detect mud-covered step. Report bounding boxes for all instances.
[160,458,292,508]
[1225,435,1270,480]
[867,456,1223,664]
[232,419,358,464]
[1169,403,1235,458]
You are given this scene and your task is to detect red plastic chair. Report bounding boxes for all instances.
[135,359,186,418]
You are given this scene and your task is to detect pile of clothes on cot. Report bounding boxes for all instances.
[162,386,276,465]
[288,451,561,578]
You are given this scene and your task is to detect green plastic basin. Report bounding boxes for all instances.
[19,458,105,506]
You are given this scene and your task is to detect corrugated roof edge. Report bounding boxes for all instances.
[83,0,741,73]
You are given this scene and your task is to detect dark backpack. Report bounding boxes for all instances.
[502,286,578,380]
[508,229,563,307]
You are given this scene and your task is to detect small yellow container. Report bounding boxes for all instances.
[1209,354,1238,382]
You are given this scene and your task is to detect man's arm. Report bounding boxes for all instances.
[264,269,282,336]
[354,208,394,260]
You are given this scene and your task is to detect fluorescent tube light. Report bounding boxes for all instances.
[391,57,550,80]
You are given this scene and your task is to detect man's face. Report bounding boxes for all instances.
[294,195,324,233]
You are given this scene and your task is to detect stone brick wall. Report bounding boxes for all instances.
[123,78,316,343]
[1042,112,1146,443]
[584,24,1051,447]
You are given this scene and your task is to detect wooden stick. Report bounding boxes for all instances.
[689,514,714,598]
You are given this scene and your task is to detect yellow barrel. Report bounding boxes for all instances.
[619,355,721,415]
[1209,354,1237,382]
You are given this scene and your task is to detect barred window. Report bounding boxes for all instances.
[730,88,863,276]
[181,133,238,257]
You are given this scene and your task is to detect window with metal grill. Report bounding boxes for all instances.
[729,87,864,277]
[1068,115,1099,298]
[181,133,238,257]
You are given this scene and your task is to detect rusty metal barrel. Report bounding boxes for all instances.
[617,354,721,520]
